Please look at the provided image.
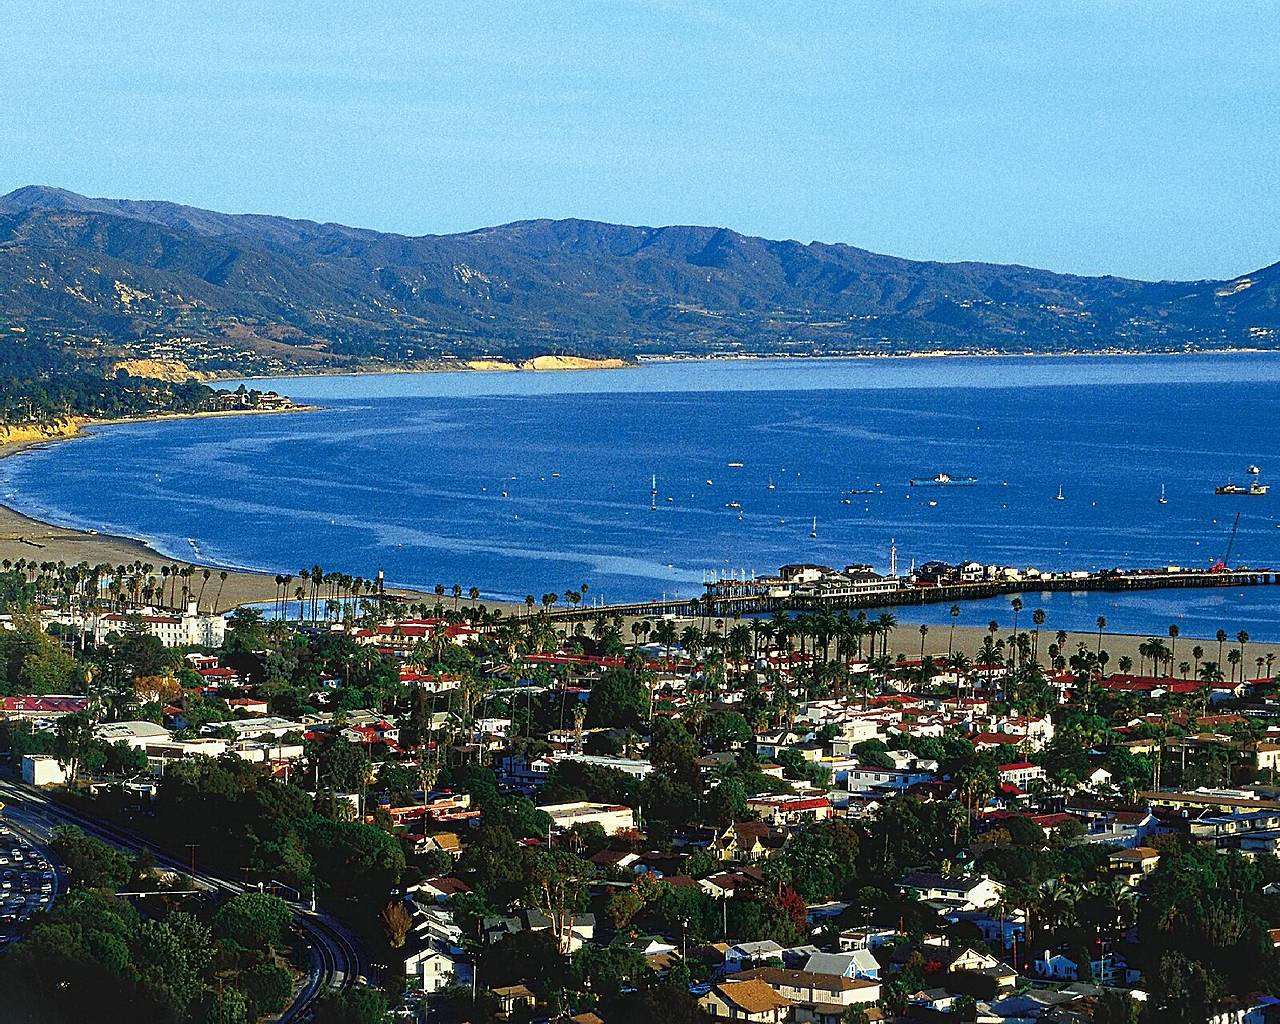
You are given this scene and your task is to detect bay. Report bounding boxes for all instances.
[3,353,1280,638]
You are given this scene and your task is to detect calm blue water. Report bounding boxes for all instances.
[4,354,1280,639]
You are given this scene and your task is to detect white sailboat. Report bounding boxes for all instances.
[810,516,817,538]
[1158,484,1168,505]
[1055,484,1065,501]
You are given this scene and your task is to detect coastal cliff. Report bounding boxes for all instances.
[0,418,87,449]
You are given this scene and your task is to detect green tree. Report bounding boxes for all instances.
[211,892,294,953]
[313,987,390,1024]
[238,963,293,1018]
[585,667,651,728]
[51,825,131,891]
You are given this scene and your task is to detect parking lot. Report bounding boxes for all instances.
[0,824,57,945]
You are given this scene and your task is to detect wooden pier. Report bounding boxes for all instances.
[546,567,1277,622]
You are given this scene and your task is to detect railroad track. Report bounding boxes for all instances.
[0,778,362,1021]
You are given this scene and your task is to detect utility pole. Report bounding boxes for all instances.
[185,843,198,877]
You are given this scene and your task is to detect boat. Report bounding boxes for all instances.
[927,500,938,507]
[810,516,817,539]
[1158,484,1168,505]
[1215,481,1269,496]
[1248,464,1261,475]
[724,501,742,510]
[767,477,776,490]
[727,461,744,469]
[850,487,878,495]
[841,497,851,505]
[1055,484,1065,501]
[910,472,977,487]
[706,480,714,486]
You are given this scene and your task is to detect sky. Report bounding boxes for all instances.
[2,1,1276,281]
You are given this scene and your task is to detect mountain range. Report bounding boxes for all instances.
[1,185,1278,375]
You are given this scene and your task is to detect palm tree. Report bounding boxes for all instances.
[1191,644,1204,679]
[1039,879,1079,935]
[1010,598,1023,670]
[876,613,896,660]
[1227,648,1242,683]
[948,604,961,658]
[1031,608,1046,666]
[1096,616,1107,657]
[1237,631,1250,680]
[918,624,929,660]
[1216,629,1227,668]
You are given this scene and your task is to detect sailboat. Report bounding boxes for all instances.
[767,477,776,491]
[1055,484,1065,501]
[1158,484,1168,505]
[810,516,818,539]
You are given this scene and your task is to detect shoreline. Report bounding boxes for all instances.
[0,404,451,612]
[211,345,1277,384]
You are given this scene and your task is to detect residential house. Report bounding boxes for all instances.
[701,867,766,901]
[896,871,1004,911]
[403,942,471,994]
[803,949,881,981]
[1108,847,1160,884]
[714,822,784,863]
[722,940,786,972]
[731,967,881,1010]
[698,980,792,1023]
[491,985,537,1016]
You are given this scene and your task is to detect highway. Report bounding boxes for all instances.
[0,777,363,1022]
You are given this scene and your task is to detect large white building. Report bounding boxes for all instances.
[44,601,226,648]
[537,800,636,835]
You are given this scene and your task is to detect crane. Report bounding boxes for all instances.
[1212,511,1241,572]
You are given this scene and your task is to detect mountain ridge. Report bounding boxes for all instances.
[1,185,1276,377]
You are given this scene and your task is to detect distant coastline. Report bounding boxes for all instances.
[209,344,1275,384]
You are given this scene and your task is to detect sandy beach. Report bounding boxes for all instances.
[0,410,448,613]
[913,623,1280,677]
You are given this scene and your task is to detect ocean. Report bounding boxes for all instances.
[4,353,1280,639]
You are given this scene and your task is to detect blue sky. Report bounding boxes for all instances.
[3,1,1276,280]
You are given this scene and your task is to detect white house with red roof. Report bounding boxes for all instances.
[998,761,1047,789]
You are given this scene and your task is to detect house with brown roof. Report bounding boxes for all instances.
[714,821,785,863]
[1108,846,1160,884]
[698,979,793,1023]
[732,966,881,1008]
[491,984,537,1016]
